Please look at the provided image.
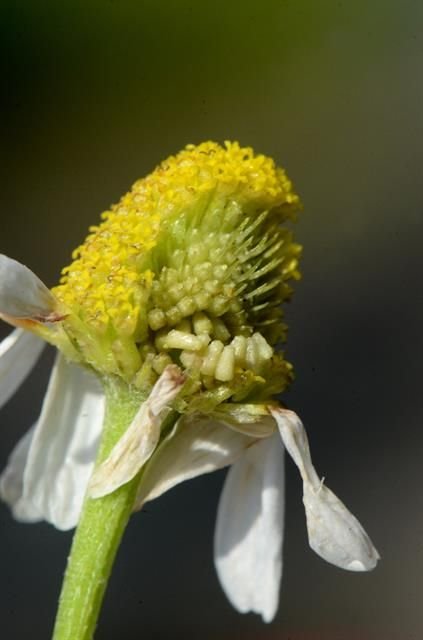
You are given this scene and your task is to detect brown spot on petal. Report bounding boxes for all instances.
[33,312,68,323]
[0,311,66,331]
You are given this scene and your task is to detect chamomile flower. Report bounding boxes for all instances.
[0,142,378,637]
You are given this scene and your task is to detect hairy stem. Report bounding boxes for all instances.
[52,377,147,640]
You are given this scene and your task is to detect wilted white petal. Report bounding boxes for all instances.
[0,328,44,409]
[214,434,285,623]
[19,354,104,530]
[0,254,58,322]
[89,365,185,499]
[270,407,380,572]
[211,403,276,438]
[0,426,42,522]
[270,408,320,486]
[302,482,380,571]
[135,413,258,509]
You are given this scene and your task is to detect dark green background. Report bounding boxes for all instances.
[1,2,422,638]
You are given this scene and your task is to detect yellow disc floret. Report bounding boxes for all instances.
[52,141,302,406]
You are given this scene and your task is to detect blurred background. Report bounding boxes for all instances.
[1,1,422,638]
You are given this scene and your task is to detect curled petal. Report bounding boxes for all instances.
[5,354,105,530]
[270,407,380,572]
[0,254,58,324]
[214,434,285,623]
[135,413,258,509]
[89,365,185,499]
[0,328,44,409]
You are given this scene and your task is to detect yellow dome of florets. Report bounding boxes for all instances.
[52,141,302,406]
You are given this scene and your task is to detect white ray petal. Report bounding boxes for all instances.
[214,434,285,623]
[89,365,185,499]
[0,426,43,522]
[270,407,380,572]
[211,404,276,438]
[0,328,45,409]
[19,354,105,530]
[0,254,57,321]
[135,413,258,509]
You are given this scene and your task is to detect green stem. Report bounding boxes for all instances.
[52,377,148,640]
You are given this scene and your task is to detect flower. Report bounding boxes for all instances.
[0,141,379,624]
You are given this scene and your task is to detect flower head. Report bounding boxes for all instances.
[49,141,301,409]
[0,141,378,627]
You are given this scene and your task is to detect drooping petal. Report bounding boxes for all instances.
[16,354,105,530]
[135,413,258,509]
[0,328,45,409]
[0,426,42,522]
[89,365,186,499]
[0,254,58,323]
[214,434,285,623]
[211,403,276,438]
[270,407,380,572]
